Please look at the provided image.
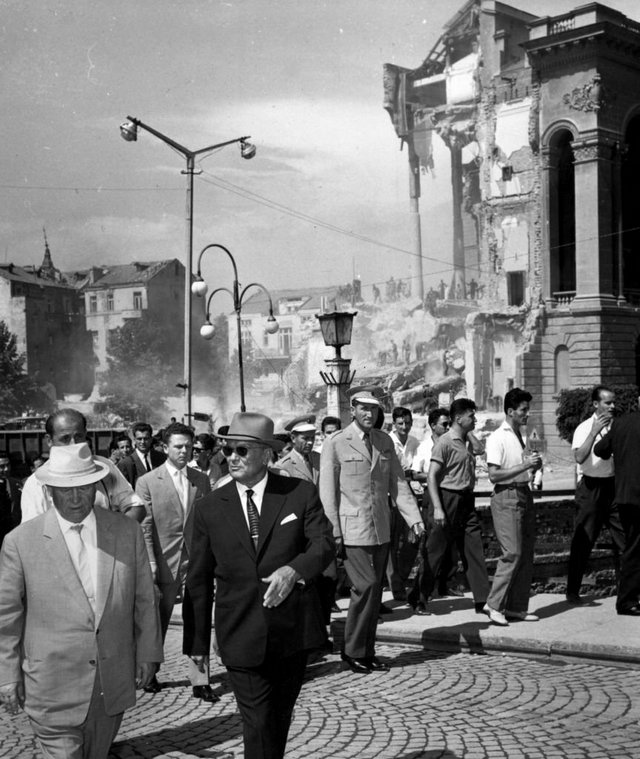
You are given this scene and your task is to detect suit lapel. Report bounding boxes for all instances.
[220,485,256,558]
[94,508,115,628]
[347,424,371,464]
[42,509,95,621]
[256,474,286,557]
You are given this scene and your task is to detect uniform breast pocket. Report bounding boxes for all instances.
[343,456,368,476]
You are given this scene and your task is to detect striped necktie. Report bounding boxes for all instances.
[246,489,260,549]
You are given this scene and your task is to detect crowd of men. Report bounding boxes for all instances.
[1,382,640,759]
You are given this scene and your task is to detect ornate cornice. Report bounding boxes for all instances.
[572,137,616,163]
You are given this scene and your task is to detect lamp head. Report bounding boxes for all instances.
[265,314,279,334]
[120,120,138,142]
[191,278,208,297]
[200,322,215,340]
[240,140,256,160]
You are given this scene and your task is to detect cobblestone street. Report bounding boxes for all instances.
[2,627,640,759]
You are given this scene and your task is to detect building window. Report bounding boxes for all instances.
[278,327,293,355]
[133,291,143,310]
[106,292,114,311]
[263,331,269,347]
[241,319,252,350]
[555,345,571,393]
[548,129,576,296]
[507,272,525,307]
[89,295,97,313]
[494,358,502,370]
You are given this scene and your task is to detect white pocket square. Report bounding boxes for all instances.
[280,513,297,525]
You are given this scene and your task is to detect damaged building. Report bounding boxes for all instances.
[384,0,640,456]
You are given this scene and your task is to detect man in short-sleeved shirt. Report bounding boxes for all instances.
[417,399,489,616]
[567,386,624,604]
[484,388,541,626]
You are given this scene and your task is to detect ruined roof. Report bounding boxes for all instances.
[83,259,180,290]
[0,263,76,290]
[240,286,339,315]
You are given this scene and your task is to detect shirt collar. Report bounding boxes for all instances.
[54,507,97,536]
[235,472,269,499]
[165,460,186,477]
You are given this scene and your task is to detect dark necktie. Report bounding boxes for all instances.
[246,489,260,548]
[363,433,373,457]
[514,429,526,450]
[303,453,313,474]
[144,454,151,471]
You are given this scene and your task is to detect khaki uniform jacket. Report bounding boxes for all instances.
[278,449,320,485]
[319,422,421,545]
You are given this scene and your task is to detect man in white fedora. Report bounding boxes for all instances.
[183,412,334,759]
[0,442,162,759]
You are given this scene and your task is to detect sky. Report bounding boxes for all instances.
[2,0,639,305]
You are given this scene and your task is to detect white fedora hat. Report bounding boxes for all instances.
[35,443,110,487]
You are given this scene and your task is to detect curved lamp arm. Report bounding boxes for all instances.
[204,287,235,320]
[195,243,239,284]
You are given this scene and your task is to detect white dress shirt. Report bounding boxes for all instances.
[54,508,98,602]
[235,473,268,531]
[165,461,189,513]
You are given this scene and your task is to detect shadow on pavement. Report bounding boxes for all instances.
[110,712,242,759]
[533,597,602,619]
[395,751,461,758]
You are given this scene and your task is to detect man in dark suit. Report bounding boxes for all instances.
[183,412,334,759]
[118,422,166,488]
[594,401,640,615]
[0,452,21,548]
[136,422,212,698]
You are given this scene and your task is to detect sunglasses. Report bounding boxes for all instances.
[222,444,263,458]
[439,421,451,428]
[192,447,205,453]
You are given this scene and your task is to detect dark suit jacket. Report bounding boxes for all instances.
[118,449,166,489]
[0,477,21,542]
[594,411,640,505]
[183,472,334,667]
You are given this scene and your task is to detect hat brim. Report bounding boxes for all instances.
[35,459,111,487]
[351,395,382,407]
[221,433,285,451]
[289,424,317,433]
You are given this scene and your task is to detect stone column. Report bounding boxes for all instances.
[321,357,354,428]
[572,135,617,308]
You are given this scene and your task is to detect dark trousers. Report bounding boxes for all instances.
[226,650,307,759]
[411,489,489,607]
[487,485,536,613]
[616,504,640,611]
[343,543,388,658]
[567,476,624,596]
[385,508,419,596]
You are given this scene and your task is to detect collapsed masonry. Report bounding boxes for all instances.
[383,0,640,458]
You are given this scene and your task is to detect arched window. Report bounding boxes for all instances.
[622,115,640,299]
[548,130,576,297]
[555,345,571,393]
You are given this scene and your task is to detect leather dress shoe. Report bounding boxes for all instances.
[379,603,393,615]
[192,685,220,702]
[617,606,640,616]
[566,593,584,605]
[143,676,162,694]
[413,603,431,616]
[442,586,465,597]
[340,652,370,674]
[364,656,390,672]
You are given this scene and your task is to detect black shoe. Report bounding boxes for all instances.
[442,586,464,597]
[392,590,408,602]
[413,603,431,616]
[474,602,486,614]
[143,676,162,694]
[192,685,220,702]
[566,593,584,605]
[617,606,640,616]
[364,656,390,672]
[379,603,393,615]
[340,652,371,674]
[331,603,341,613]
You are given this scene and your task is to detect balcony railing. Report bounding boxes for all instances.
[552,290,576,306]
[549,17,575,35]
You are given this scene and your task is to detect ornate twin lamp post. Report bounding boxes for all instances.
[192,244,278,412]
[119,116,256,422]
[316,311,357,427]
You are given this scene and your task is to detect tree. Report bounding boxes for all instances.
[0,321,52,418]
[98,315,182,426]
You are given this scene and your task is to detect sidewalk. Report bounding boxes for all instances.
[332,591,640,668]
[173,589,640,670]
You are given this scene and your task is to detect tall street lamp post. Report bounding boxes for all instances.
[119,116,256,423]
[192,243,278,412]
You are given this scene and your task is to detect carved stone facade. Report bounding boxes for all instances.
[386,1,640,458]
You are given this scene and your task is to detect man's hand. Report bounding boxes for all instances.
[0,682,24,715]
[524,453,542,472]
[334,536,346,560]
[262,565,300,608]
[136,662,158,689]
[408,522,426,543]
[592,413,612,436]
[433,506,446,528]
[188,654,210,673]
